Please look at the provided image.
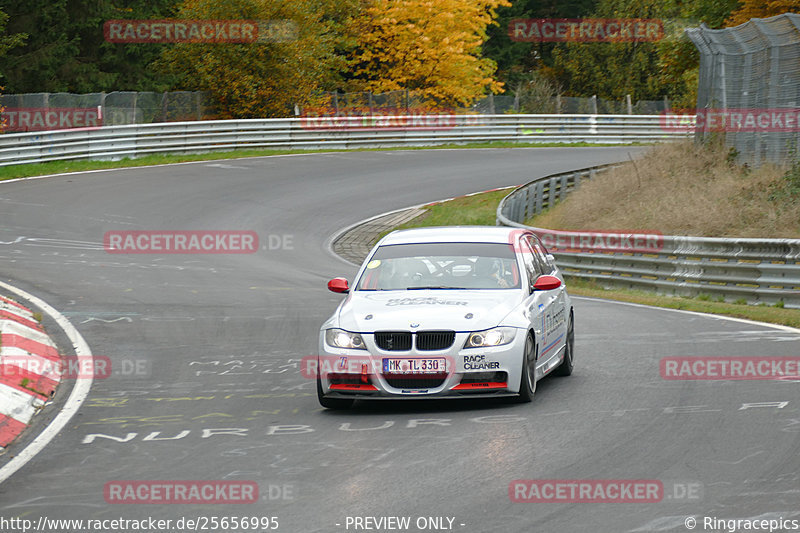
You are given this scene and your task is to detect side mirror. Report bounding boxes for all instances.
[533,275,562,291]
[328,277,350,293]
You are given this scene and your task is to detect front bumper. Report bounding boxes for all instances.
[317,329,527,399]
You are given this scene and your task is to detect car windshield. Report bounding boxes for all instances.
[356,242,520,290]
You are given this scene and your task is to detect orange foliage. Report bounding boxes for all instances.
[727,0,800,26]
[349,0,511,107]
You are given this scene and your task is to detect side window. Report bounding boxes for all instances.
[525,236,552,275]
[518,238,541,291]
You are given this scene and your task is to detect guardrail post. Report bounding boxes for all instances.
[559,174,569,202]
[534,181,544,215]
[548,177,558,209]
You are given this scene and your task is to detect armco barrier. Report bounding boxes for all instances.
[496,165,800,308]
[0,114,690,167]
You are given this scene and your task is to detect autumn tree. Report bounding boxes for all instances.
[158,0,361,118]
[727,0,800,26]
[348,0,511,107]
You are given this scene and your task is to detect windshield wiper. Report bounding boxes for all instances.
[406,286,467,290]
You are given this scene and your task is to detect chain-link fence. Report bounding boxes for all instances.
[315,90,670,116]
[0,91,218,132]
[1,88,672,133]
[686,13,800,166]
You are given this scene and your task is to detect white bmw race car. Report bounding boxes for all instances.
[317,226,574,408]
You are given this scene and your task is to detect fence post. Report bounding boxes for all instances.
[556,94,561,114]
[626,94,632,114]
[195,91,203,120]
[591,95,598,115]
[160,92,168,122]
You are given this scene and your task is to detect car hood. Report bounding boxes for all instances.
[336,290,523,332]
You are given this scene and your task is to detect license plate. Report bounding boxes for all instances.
[382,358,446,374]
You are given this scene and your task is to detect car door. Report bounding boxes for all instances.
[518,235,559,380]
[526,234,568,375]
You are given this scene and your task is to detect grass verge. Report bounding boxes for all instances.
[565,277,800,329]
[527,140,800,238]
[0,141,620,181]
[386,188,800,329]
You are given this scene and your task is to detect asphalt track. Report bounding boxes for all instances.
[0,147,799,533]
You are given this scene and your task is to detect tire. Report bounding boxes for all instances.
[317,374,354,410]
[553,311,574,377]
[515,331,536,403]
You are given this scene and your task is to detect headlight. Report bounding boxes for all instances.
[325,329,367,350]
[464,327,517,348]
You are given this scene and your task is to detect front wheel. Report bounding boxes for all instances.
[317,374,354,410]
[553,312,574,377]
[515,331,536,403]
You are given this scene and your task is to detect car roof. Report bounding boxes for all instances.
[378,226,528,245]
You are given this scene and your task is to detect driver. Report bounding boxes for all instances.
[474,257,512,288]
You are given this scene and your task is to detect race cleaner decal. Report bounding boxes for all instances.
[463,354,500,370]
[386,298,468,306]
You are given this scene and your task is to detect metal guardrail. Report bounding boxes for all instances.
[497,165,800,309]
[0,114,689,167]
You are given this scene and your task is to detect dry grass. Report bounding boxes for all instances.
[528,140,800,238]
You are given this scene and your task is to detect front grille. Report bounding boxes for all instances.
[374,330,455,351]
[416,330,455,351]
[375,331,412,351]
[383,374,447,389]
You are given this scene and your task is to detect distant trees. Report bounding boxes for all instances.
[0,0,178,93]
[0,0,781,117]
